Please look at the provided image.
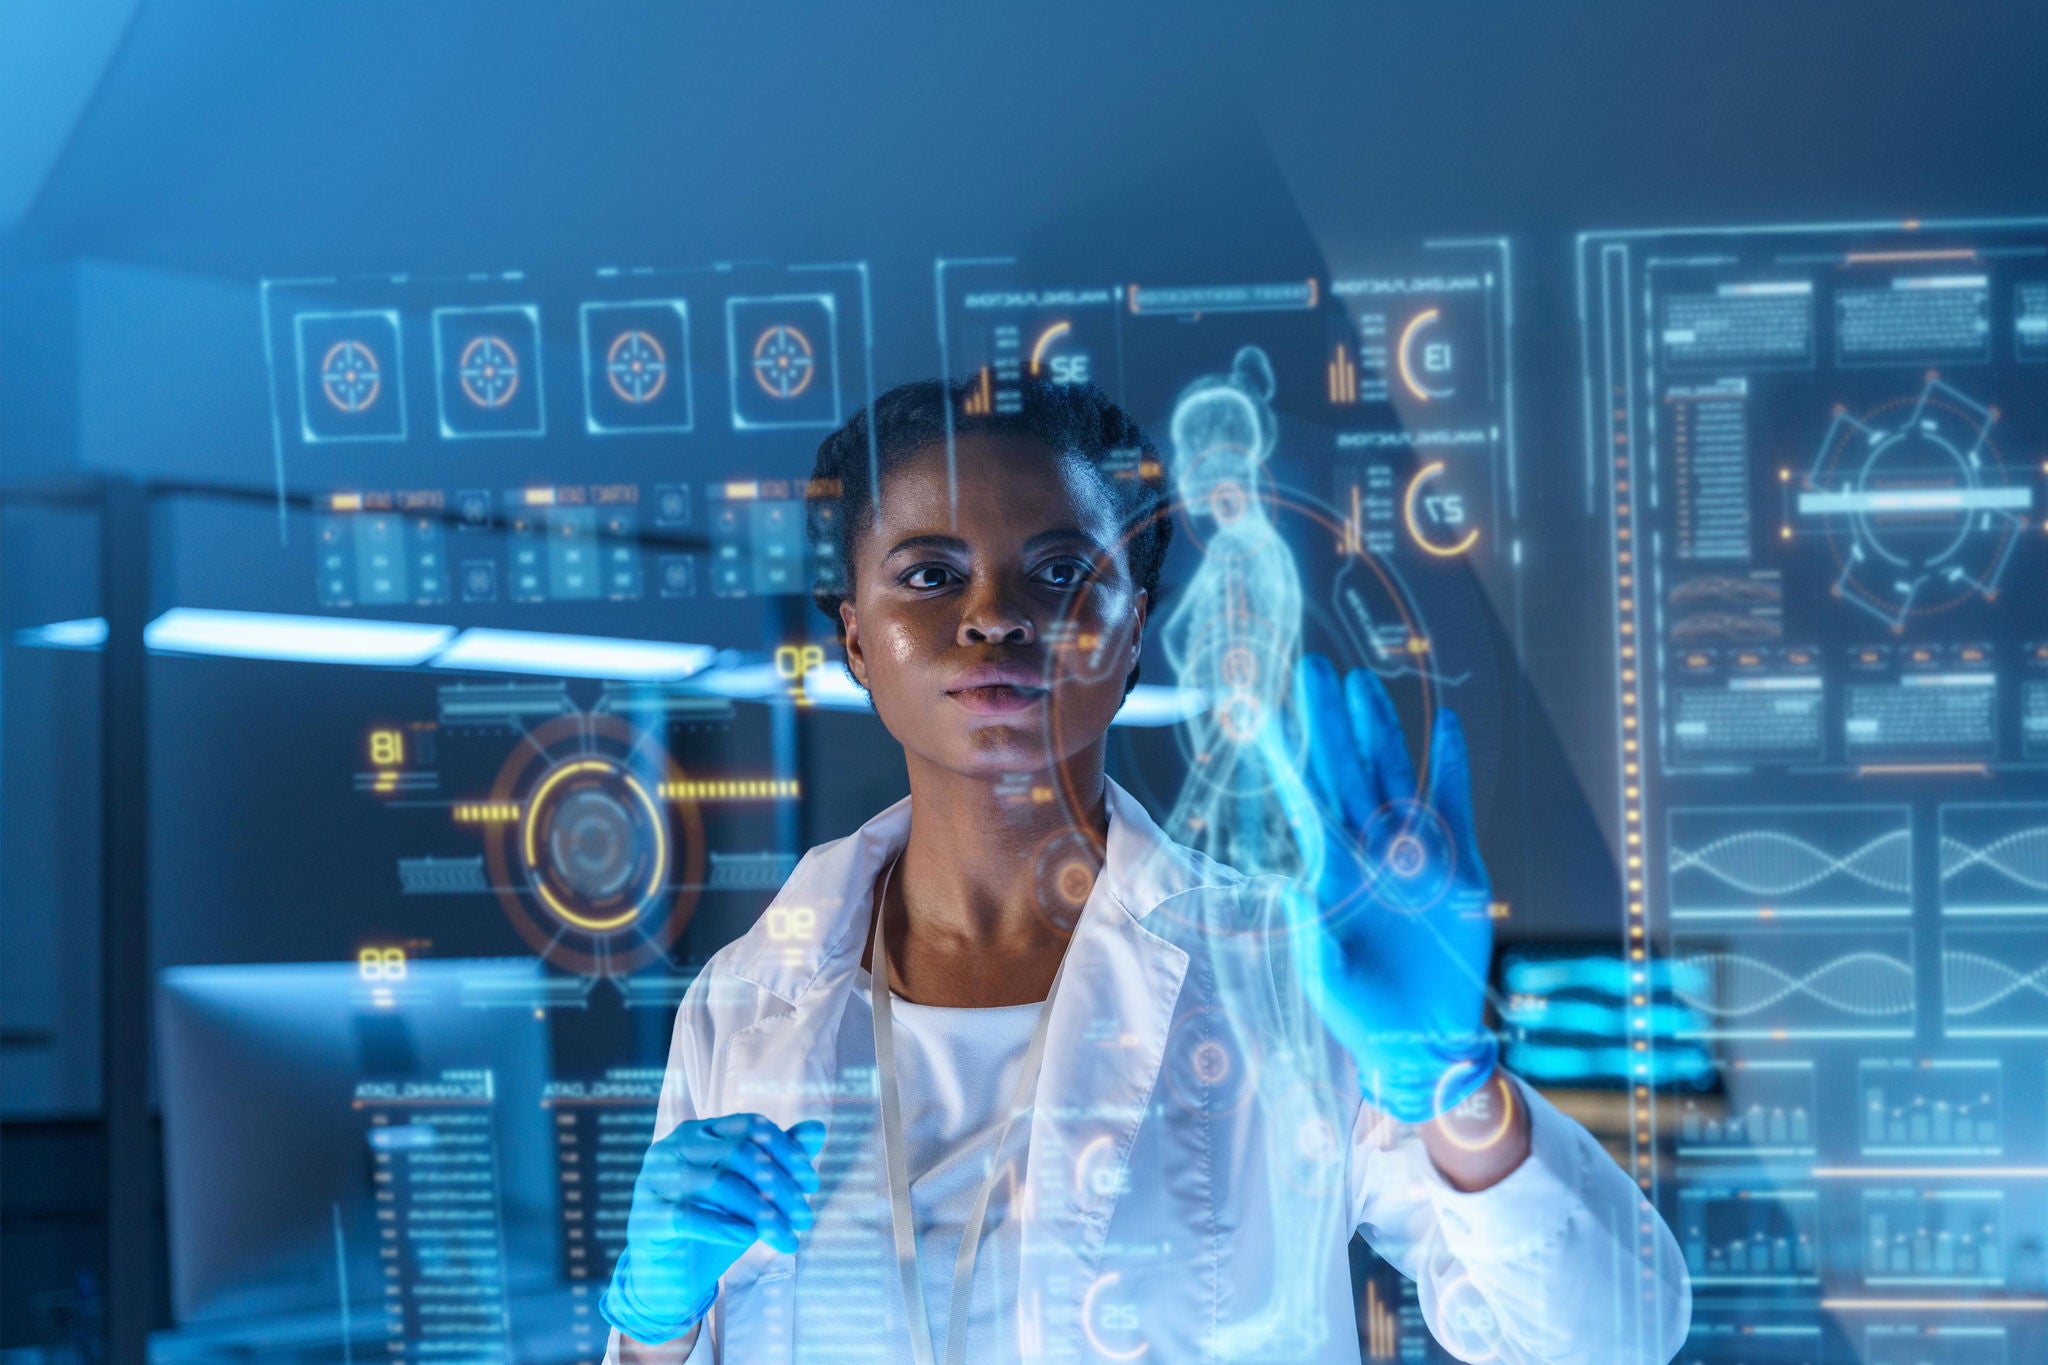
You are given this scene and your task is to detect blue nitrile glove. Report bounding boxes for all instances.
[1288,654,1498,1124]
[601,1114,828,1344]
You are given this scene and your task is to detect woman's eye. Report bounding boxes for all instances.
[1034,558,1095,589]
[902,564,957,590]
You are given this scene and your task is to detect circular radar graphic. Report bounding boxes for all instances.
[751,324,816,399]
[1801,376,2023,629]
[480,714,706,976]
[458,334,522,408]
[605,329,668,404]
[320,340,382,413]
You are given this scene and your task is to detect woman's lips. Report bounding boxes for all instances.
[946,683,1049,715]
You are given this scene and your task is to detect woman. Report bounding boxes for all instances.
[601,379,1691,1364]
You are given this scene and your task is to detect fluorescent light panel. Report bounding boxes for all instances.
[13,616,108,649]
[23,615,1188,723]
[433,629,715,680]
[144,608,453,665]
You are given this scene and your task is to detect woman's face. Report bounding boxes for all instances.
[840,433,1148,781]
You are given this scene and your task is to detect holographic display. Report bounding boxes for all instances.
[261,260,873,610]
[931,239,1549,1362]
[935,239,1526,809]
[1582,216,2048,1364]
[355,680,798,1003]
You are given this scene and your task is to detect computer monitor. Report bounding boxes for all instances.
[156,958,556,1338]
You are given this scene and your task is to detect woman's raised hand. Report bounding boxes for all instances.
[601,1113,828,1344]
[1289,654,1498,1124]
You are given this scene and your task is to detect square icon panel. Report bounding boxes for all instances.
[651,482,691,528]
[726,294,840,431]
[656,554,696,598]
[433,305,545,438]
[580,300,693,434]
[452,488,493,531]
[459,559,499,602]
[295,309,406,443]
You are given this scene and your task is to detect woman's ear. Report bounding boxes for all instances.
[1130,587,1149,662]
[839,600,869,689]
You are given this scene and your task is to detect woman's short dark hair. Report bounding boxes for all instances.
[808,375,1170,694]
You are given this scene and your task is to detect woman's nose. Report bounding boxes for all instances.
[958,579,1034,646]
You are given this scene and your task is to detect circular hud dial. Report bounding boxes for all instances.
[481,714,705,975]
[1801,377,2022,629]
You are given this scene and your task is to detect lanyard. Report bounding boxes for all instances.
[868,855,1070,1365]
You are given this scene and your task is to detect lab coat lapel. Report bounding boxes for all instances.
[705,807,910,1362]
[1018,784,1193,1358]
[716,797,911,1127]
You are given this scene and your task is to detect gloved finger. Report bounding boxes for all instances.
[745,1116,822,1192]
[1345,669,1417,808]
[736,1140,816,1228]
[701,1170,798,1252]
[787,1119,828,1163]
[1427,708,1486,882]
[697,1112,766,1148]
[1294,654,1375,831]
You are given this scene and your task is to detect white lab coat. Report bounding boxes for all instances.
[608,781,1691,1364]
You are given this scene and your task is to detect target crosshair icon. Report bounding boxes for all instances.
[605,329,668,404]
[458,334,521,409]
[320,340,382,413]
[751,324,816,399]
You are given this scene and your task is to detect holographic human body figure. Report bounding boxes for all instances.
[1157,347,1340,1359]
[1160,347,1310,878]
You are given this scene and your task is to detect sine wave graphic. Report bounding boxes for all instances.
[1940,827,2048,894]
[1670,828,1912,898]
[1676,951,1915,1018]
[1943,952,2048,1017]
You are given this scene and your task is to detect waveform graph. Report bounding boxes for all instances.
[1671,926,1915,1040]
[1939,804,2048,918]
[1942,926,2048,1037]
[1668,805,1913,922]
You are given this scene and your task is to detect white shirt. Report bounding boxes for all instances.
[868,970,1038,1360]
[767,970,1039,1365]
[612,781,1693,1365]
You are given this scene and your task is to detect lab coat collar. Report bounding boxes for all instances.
[720,777,1218,1006]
